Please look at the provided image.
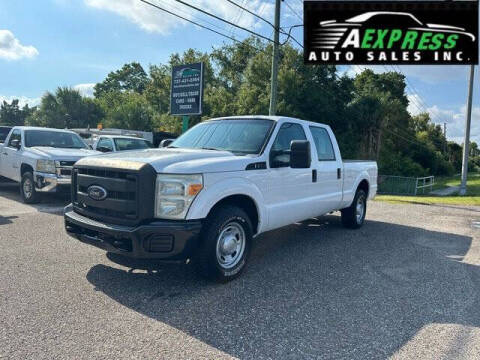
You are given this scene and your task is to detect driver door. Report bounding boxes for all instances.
[266,122,316,230]
[2,129,23,181]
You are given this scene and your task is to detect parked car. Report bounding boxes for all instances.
[0,126,100,203]
[64,116,377,282]
[0,126,12,144]
[92,135,153,153]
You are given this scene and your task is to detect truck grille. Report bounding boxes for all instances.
[56,161,76,178]
[72,164,156,226]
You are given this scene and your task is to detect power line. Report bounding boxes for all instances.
[158,0,235,35]
[284,0,303,22]
[354,64,440,147]
[223,0,275,28]
[171,0,273,42]
[138,0,265,52]
[281,24,303,47]
[230,0,248,37]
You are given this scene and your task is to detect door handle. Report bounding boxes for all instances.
[2,152,7,156]
[337,168,341,179]
[312,169,317,183]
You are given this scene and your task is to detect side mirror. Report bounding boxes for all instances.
[11,139,21,150]
[160,139,174,148]
[290,140,311,168]
[97,146,112,153]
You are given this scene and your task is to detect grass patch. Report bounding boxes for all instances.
[376,172,480,206]
[375,195,480,206]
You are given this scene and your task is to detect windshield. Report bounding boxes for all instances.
[25,130,88,149]
[170,119,274,155]
[114,138,151,151]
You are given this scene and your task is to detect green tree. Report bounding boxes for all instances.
[94,62,149,97]
[97,92,153,131]
[0,99,34,126]
[27,87,103,128]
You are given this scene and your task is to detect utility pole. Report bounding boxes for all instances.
[269,0,281,116]
[459,65,475,196]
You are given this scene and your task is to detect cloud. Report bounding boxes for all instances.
[73,83,96,98]
[0,95,41,107]
[407,94,425,116]
[0,30,39,60]
[84,0,273,35]
[408,103,479,144]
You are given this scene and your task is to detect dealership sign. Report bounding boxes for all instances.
[304,1,478,65]
[170,62,204,116]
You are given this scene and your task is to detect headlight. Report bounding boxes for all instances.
[36,159,56,174]
[155,174,203,219]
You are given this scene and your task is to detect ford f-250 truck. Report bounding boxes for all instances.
[0,126,99,203]
[64,116,377,282]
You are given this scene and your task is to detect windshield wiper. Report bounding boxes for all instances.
[201,147,222,151]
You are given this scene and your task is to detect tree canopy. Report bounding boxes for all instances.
[1,37,473,177]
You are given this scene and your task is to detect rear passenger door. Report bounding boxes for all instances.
[309,126,343,214]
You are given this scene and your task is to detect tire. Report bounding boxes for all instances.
[195,205,253,282]
[341,189,367,229]
[20,171,40,204]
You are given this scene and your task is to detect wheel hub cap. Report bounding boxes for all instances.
[23,179,32,198]
[356,196,365,223]
[216,222,246,269]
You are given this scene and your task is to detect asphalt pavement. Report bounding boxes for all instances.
[1,180,480,359]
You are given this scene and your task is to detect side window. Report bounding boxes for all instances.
[309,127,336,161]
[270,123,307,168]
[97,138,113,151]
[8,129,21,148]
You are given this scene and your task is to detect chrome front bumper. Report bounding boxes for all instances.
[34,171,71,192]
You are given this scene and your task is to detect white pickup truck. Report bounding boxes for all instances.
[0,126,99,203]
[64,116,377,282]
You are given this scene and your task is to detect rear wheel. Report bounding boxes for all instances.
[341,189,366,229]
[195,205,252,282]
[20,172,40,204]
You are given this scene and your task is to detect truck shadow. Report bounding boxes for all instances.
[0,181,70,215]
[86,215,480,359]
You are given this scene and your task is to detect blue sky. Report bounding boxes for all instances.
[0,0,478,142]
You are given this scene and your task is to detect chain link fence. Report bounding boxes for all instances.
[378,175,435,195]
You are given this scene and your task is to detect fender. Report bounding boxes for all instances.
[344,171,371,207]
[186,176,267,235]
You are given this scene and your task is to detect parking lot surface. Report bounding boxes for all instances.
[1,181,480,359]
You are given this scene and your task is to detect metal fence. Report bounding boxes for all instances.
[378,175,435,195]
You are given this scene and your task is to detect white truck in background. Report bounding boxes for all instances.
[65,116,377,282]
[0,126,99,203]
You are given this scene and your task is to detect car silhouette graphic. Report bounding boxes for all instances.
[175,67,201,78]
[313,11,476,49]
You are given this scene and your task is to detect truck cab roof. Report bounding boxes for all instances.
[10,126,78,134]
[207,115,330,129]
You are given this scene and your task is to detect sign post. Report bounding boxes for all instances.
[182,115,189,133]
[170,62,204,133]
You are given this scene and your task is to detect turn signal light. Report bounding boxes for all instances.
[188,184,203,196]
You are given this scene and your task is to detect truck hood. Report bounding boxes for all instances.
[29,147,101,161]
[75,148,256,173]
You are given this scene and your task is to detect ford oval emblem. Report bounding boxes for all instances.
[87,185,108,201]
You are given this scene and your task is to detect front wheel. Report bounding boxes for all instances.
[195,205,252,282]
[341,189,367,229]
[20,172,40,204]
